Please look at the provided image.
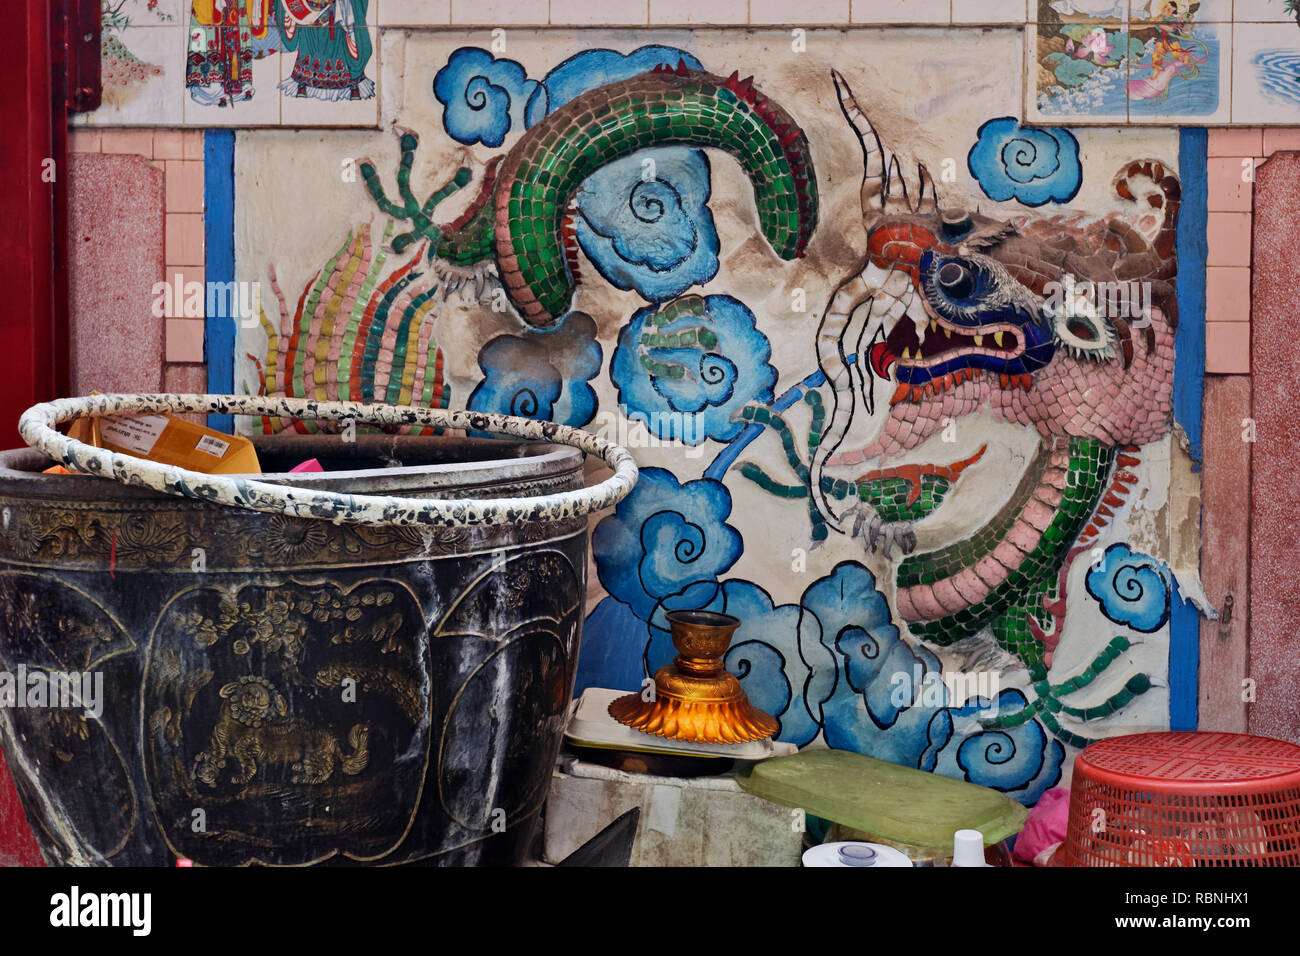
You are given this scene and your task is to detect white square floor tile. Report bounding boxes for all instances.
[952,0,1029,23]
[379,0,451,25]
[1234,0,1300,23]
[850,0,949,23]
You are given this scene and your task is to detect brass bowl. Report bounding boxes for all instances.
[666,609,740,660]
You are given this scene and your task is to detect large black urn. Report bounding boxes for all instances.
[0,430,606,865]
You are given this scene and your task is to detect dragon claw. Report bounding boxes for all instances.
[844,504,916,558]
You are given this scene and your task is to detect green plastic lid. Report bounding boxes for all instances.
[737,749,1029,853]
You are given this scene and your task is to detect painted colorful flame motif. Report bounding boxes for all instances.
[360,62,818,329]
[250,221,450,434]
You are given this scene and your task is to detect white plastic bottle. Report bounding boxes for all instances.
[951,829,991,867]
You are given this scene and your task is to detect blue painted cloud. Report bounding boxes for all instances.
[467,312,601,427]
[1086,543,1170,633]
[591,467,742,622]
[931,693,1065,805]
[968,117,1082,207]
[576,148,720,302]
[801,563,953,766]
[573,596,654,699]
[467,337,558,420]
[433,47,538,147]
[611,296,777,446]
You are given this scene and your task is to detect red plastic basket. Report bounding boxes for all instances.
[1062,732,1300,866]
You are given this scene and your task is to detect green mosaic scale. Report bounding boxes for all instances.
[361,64,818,329]
[902,436,1116,667]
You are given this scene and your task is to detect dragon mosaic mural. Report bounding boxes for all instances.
[240,31,1188,804]
[739,74,1179,744]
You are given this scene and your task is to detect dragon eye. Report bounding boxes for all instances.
[1054,307,1115,360]
[937,261,975,299]
[1067,318,1097,341]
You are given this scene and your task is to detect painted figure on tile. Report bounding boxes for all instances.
[277,0,375,101]
[1128,2,1208,102]
[99,0,170,100]
[186,0,278,107]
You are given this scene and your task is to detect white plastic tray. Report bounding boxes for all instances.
[566,687,797,761]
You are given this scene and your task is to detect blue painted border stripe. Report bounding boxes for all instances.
[1168,128,1208,732]
[203,130,236,434]
[1170,579,1199,732]
[1174,128,1207,467]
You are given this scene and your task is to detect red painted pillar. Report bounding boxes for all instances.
[0,0,93,864]
[1248,152,1300,745]
[0,0,70,449]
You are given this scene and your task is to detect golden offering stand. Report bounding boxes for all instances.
[608,609,779,744]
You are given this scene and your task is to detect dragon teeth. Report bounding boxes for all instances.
[973,334,984,347]
[994,331,1005,347]
[905,299,929,346]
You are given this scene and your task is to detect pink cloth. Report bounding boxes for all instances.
[1013,787,1070,865]
[288,458,324,473]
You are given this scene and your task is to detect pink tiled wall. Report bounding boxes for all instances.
[1199,132,1300,734]
[68,128,207,393]
[1204,129,1300,375]
[1205,129,1260,375]
[67,152,165,395]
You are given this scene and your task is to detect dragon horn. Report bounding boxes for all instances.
[831,68,942,218]
[831,68,888,217]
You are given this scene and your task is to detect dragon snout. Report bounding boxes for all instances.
[868,247,1059,394]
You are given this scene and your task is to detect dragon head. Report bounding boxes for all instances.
[813,71,1178,511]
[864,219,1059,391]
